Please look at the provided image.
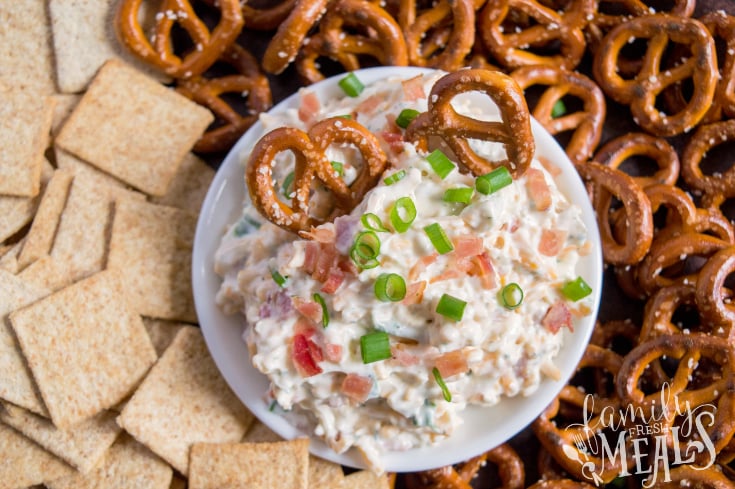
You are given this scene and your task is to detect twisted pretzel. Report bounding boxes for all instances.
[246,117,387,234]
[681,119,735,206]
[658,464,735,489]
[402,0,477,71]
[479,0,595,70]
[116,0,243,79]
[176,45,272,153]
[575,162,653,265]
[527,480,598,489]
[592,133,679,189]
[696,246,735,329]
[406,69,534,178]
[592,14,718,137]
[616,333,735,462]
[296,0,408,84]
[510,65,605,165]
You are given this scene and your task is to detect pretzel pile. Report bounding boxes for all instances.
[115,0,735,487]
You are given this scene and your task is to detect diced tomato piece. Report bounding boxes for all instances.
[298,91,320,126]
[307,338,323,363]
[341,373,373,403]
[292,297,323,323]
[538,229,567,257]
[292,334,323,377]
[434,350,469,378]
[453,236,483,259]
[321,268,345,294]
[542,301,573,334]
[325,343,343,363]
[469,252,496,289]
[526,168,552,211]
[409,253,438,281]
[402,281,427,305]
[391,344,420,366]
[401,75,426,102]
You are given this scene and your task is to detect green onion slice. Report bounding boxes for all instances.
[395,108,420,129]
[562,276,593,301]
[313,293,329,328]
[350,249,380,270]
[424,223,454,255]
[330,161,344,177]
[281,171,295,197]
[271,270,287,287]
[383,169,407,186]
[436,294,466,322]
[374,273,407,302]
[443,187,474,205]
[338,73,365,97]
[551,99,567,118]
[337,114,352,119]
[352,230,381,260]
[475,166,512,195]
[432,367,452,402]
[501,283,524,309]
[426,149,455,179]
[361,213,388,232]
[390,197,417,233]
[360,331,391,364]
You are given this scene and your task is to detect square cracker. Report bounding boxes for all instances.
[55,59,213,196]
[107,199,197,322]
[188,439,310,489]
[50,94,80,136]
[55,148,128,189]
[343,470,392,489]
[0,402,120,473]
[0,270,49,416]
[0,159,55,244]
[141,318,186,357]
[9,269,157,429]
[117,327,254,475]
[45,433,173,489]
[150,153,215,214]
[0,422,75,489]
[48,0,168,93]
[0,88,55,197]
[18,254,75,293]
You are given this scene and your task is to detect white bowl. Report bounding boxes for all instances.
[192,66,603,472]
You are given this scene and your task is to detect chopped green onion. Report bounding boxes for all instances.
[337,114,352,119]
[475,166,512,195]
[271,270,287,287]
[313,293,329,328]
[361,213,388,232]
[424,223,454,255]
[500,283,524,309]
[390,197,417,233]
[330,161,344,177]
[395,108,420,129]
[338,72,364,97]
[551,99,567,118]
[233,215,260,236]
[350,249,380,270]
[432,367,452,402]
[351,230,381,269]
[426,149,455,179]
[436,294,466,322]
[443,187,474,205]
[374,273,407,302]
[281,171,295,197]
[383,169,406,186]
[562,276,593,301]
[360,331,391,364]
[268,400,278,411]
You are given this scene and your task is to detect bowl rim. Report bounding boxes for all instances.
[192,65,603,473]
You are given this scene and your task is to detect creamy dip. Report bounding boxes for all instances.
[214,71,592,471]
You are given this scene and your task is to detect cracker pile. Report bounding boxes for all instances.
[0,2,390,488]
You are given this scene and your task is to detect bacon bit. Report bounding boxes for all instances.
[298,91,320,126]
[337,255,358,276]
[303,241,352,291]
[313,244,338,282]
[526,168,552,211]
[380,131,405,153]
[325,343,343,363]
[391,344,420,366]
[538,229,567,257]
[429,268,463,283]
[321,267,345,294]
[341,373,373,403]
[292,297,323,323]
[538,156,562,177]
[469,252,496,289]
[302,241,320,274]
[293,317,317,338]
[292,334,323,377]
[409,253,438,281]
[355,93,382,115]
[300,226,335,243]
[402,280,427,305]
[307,338,323,362]
[401,75,426,102]
[542,301,573,334]
[434,350,469,378]
[453,236,484,258]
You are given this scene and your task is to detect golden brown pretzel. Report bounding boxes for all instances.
[592,14,718,137]
[681,119,735,206]
[406,69,534,178]
[246,117,387,234]
[116,0,244,79]
[640,284,701,341]
[657,464,735,489]
[696,246,735,329]
[479,0,595,70]
[197,0,298,30]
[575,162,653,265]
[527,480,598,489]
[701,11,735,121]
[616,333,735,463]
[592,133,679,189]
[510,65,606,165]
[296,0,408,84]
[262,0,331,74]
[402,0,477,71]
[176,45,273,153]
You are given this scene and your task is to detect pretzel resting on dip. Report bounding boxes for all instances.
[406,69,534,178]
[246,117,388,235]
